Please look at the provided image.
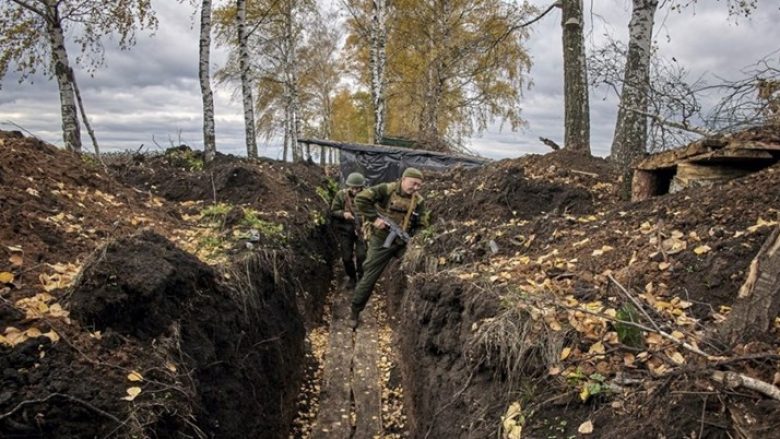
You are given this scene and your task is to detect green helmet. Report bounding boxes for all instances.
[346,172,366,187]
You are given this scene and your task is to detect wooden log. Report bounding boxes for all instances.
[720,227,780,345]
[352,303,382,438]
[688,148,775,164]
[631,169,660,201]
[635,140,716,170]
[311,291,354,439]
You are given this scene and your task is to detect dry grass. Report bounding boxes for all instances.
[468,303,569,385]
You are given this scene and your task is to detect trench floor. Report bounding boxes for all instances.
[310,288,383,438]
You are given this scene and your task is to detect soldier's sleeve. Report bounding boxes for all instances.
[355,183,388,221]
[330,191,346,219]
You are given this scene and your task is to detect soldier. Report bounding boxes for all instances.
[350,167,429,329]
[330,172,368,290]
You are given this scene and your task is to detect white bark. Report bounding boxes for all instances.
[45,1,81,152]
[419,1,448,141]
[283,0,300,161]
[370,0,387,143]
[200,0,217,163]
[611,0,658,177]
[562,0,590,155]
[237,0,258,158]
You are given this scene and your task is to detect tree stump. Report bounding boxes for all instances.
[720,227,780,345]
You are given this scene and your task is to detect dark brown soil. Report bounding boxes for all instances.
[0,131,334,438]
[427,156,604,222]
[390,140,780,439]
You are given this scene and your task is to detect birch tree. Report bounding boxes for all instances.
[343,0,389,143]
[561,0,590,155]
[0,0,158,152]
[281,0,301,161]
[237,0,258,158]
[370,0,388,143]
[215,0,316,161]
[610,0,658,195]
[298,23,343,140]
[200,0,217,163]
[346,0,533,151]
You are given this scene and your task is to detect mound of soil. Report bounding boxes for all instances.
[392,144,780,438]
[0,131,182,300]
[427,151,616,224]
[1,132,335,438]
[70,231,216,340]
[3,230,307,438]
[109,146,328,231]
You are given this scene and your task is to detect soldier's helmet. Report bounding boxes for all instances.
[346,172,366,187]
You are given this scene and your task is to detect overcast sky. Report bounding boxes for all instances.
[1,0,778,160]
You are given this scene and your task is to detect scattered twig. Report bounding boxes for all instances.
[556,301,725,361]
[210,172,217,204]
[570,169,599,178]
[539,136,561,151]
[620,105,716,137]
[711,371,780,401]
[0,393,122,424]
[2,120,43,142]
[607,274,664,334]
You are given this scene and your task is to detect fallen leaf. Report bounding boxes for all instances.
[8,253,22,267]
[164,361,178,373]
[693,245,711,255]
[127,371,144,382]
[0,272,14,283]
[122,387,142,401]
[658,262,671,271]
[43,330,60,343]
[588,341,605,355]
[560,347,572,361]
[668,350,686,365]
[501,402,524,439]
[578,420,594,434]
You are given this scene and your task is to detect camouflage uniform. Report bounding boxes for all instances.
[330,188,367,286]
[351,180,429,315]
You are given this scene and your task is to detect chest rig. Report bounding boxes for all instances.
[384,183,420,232]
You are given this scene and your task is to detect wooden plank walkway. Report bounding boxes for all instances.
[311,289,382,439]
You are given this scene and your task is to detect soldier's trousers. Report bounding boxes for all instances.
[338,229,367,281]
[351,234,406,313]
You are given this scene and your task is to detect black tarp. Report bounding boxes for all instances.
[299,138,489,185]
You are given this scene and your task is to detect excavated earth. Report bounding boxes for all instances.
[387,147,780,438]
[0,131,335,438]
[3,128,780,439]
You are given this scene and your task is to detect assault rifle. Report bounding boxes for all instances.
[377,214,411,248]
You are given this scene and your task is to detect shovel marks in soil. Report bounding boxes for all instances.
[311,291,382,438]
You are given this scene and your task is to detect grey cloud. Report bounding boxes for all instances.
[2,0,779,162]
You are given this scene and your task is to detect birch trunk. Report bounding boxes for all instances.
[44,1,81,152]
[237,0,258,158]
[561,0,591,155]
[611,0,658,196]
[283,0,300,161]
[419,1,447,142]
[200,0,217,163]
[370,0,387,143]
[71,69,100,157]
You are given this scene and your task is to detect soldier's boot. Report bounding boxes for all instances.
[350,308,360,330]
[344,261,357,289]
